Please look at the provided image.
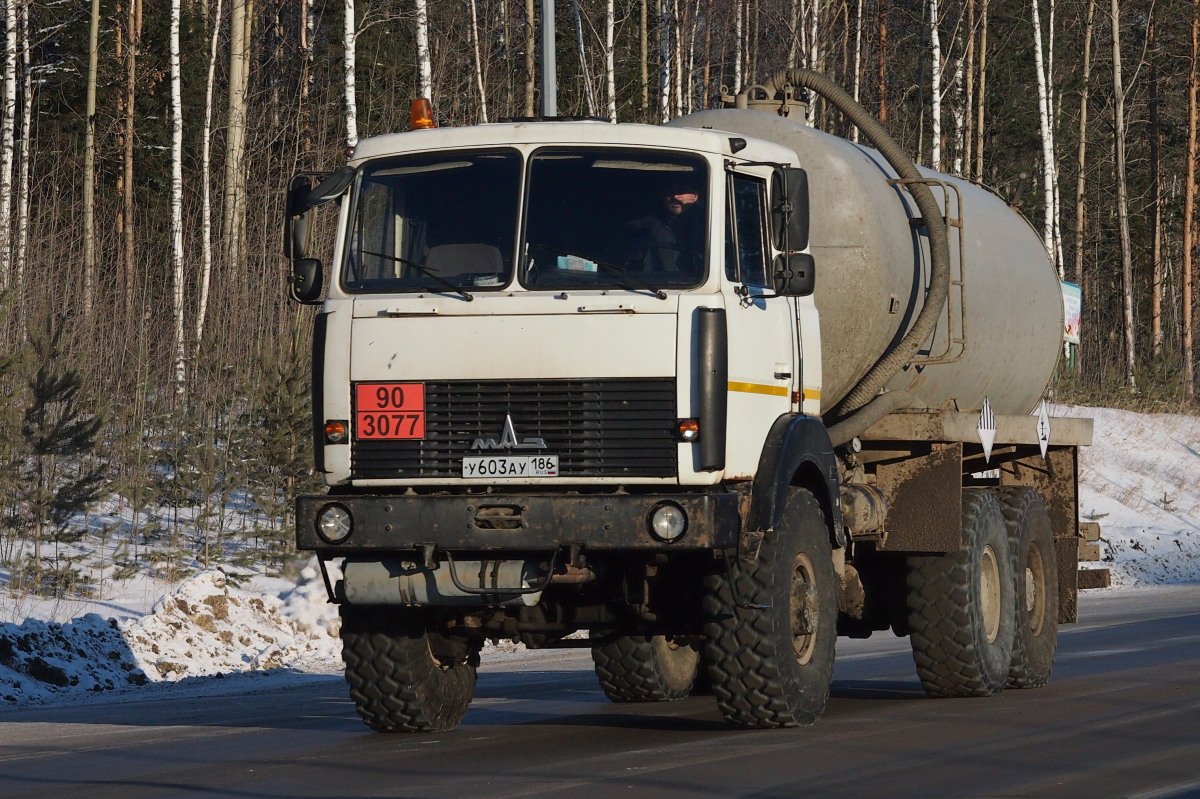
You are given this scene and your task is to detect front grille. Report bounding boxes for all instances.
[351,379,677,479]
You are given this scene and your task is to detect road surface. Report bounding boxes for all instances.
[1,586,1198,798]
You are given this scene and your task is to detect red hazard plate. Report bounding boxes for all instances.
[354,383,425,440]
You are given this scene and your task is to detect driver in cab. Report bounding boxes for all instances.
[619,176,705,278]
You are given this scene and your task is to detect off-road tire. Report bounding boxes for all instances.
[340,605,478,733]
[703,487,837,728]
[907,488,1015,697]
[996,486,1058,688]
[591,635,699,702]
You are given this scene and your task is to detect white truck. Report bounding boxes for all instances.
[287,70,1092,733]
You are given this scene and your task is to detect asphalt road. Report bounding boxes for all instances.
[1,586,1198,798]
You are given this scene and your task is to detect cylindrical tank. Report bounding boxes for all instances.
[670,110,1062,417]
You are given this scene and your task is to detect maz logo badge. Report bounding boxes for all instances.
[471,414,546,450]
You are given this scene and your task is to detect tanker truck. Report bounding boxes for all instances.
[286,70,1092,733]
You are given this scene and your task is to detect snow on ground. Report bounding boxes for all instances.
[0,404,1197,709]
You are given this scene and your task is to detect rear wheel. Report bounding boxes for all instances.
[907,488,1015,697]
[996,487,1058,688]
[703,487,837,728]
[591,634,699,702]
[340,605,478,733]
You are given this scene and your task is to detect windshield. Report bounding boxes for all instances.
[342,149,521,293]
[522,149,708,291]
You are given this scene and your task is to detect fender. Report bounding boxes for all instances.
[746,413,845,549]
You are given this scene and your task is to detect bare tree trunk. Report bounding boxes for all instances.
[877,0,888,121]
[14,0,31,304]
[525,0,536,116]
[787,0,800,69]
[120,0,142,319]
[1149,20,1163,359]
[223,0,251,276]
[470,0,490,121]
[806,0,820,125]
[197,0,223,359]
[640,0,648,115]
[606,0,616,120]
[343,0,357,143]
[572,0,596,115]
[0,0,19,289]
[851,0,863,142]
[170,0,186,394]
[930,0,942,170]
[659,0,671,121]
[1032,0,1058,274]
[734,0,743,92]
[83,0,101,315]
[416,0,432,102]
[1073,0,1094,288]
[963,0,975,174]
[1111,0,1136,390]
[1185,0,1198,397]
[974,0,988,180]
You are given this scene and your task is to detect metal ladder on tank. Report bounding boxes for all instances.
[889,177,967,366]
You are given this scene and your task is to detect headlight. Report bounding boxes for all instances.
[316,504,353,543]
[648,502,688,543]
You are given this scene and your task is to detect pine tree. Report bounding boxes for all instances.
[13,314,106,596]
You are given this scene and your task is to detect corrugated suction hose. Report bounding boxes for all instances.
[769,69,951,429]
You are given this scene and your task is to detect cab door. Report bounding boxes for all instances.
[721,169,799,477]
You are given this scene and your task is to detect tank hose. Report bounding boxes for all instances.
[767,69,950,425]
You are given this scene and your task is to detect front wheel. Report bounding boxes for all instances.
[907,488,1015,697]
[703,487,837,728]
[340,606,478,733]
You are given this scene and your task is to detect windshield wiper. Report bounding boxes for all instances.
[359,249,474,301]
[530,243,668,300]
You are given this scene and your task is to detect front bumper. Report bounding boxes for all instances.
[296,492,740,552]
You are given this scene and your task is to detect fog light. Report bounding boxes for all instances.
[649,502,688,542]
[676,418,700,442]
[325,420,348,444]
[317,504,353,543]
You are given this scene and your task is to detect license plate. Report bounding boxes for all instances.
[462,455,559,478]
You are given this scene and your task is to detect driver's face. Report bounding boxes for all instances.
[664,185,700,216]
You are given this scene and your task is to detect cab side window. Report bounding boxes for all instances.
[726,174,770,287]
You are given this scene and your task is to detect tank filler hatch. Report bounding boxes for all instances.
[721,83,809,120]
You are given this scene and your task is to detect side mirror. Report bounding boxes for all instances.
[772,167,810,252]
[773,253,815,297]
[284,174,313,259]
[291,257,324,304]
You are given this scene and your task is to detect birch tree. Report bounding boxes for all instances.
[0,0,19,289]
[572,0,596,116]
[416,0,432,102]
[14,0,31,301]
[223,0,251,277]
[343,0,357,146]
[196,0,224,357]
[1031,0,1059,275]
[82,0,101,315]
[1111,0,1136,389]
[930,0,942,170]
[469,0,490,122]
[974,0,988,180]
[170,0,186,393]
[1073,0,1094,290]
[1185,0,1198,397]
[606,0,617,121]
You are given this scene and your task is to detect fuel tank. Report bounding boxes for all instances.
[670,110,1062,417]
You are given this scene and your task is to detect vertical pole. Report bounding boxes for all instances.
[541,0,557,116]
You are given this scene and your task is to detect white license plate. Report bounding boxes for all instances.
[462,455,559,478]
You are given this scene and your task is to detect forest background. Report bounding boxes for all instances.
[0,0,1193,596]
